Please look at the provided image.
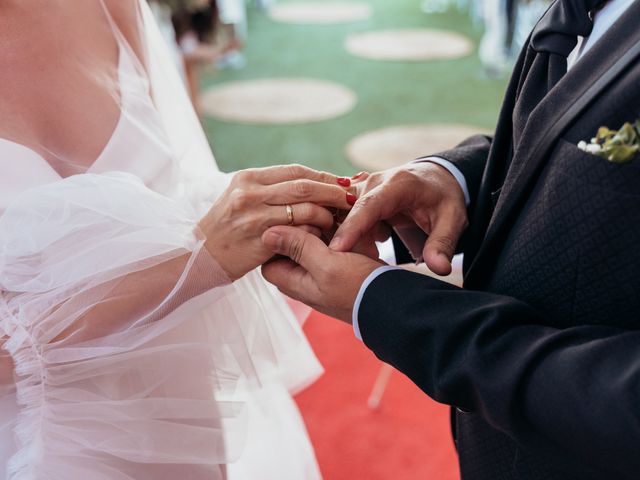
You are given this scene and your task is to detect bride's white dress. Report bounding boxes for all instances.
[0,3,322,479]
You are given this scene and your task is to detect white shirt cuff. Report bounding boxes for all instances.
[416,157,470,206]
[352,266,402,341]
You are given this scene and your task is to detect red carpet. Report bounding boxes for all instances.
[295,312,460,480]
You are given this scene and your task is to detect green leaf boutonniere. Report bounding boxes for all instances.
[577,119,640,164]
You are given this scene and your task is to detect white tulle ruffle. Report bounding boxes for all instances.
[0,172,321,479]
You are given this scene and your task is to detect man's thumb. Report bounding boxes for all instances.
[262,226,325,270]
[422,227,458,276]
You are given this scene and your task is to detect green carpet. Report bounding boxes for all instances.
[201,0,508,175]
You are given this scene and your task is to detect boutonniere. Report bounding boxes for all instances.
[577,119,640,164]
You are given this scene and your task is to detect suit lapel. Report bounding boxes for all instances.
[466,1,640,282]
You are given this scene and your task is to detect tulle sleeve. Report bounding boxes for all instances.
[0,172,317,479]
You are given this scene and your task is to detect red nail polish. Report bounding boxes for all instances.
[346,193,357,205]
[351,171,367,180]
[337,177,351,187]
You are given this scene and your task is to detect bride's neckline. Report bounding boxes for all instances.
[0,40,134,179]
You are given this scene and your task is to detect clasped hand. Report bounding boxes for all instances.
[260,162,468,323]
[199,164,356,281]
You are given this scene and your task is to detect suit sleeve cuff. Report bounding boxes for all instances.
[352,266,403,341]
[415,157,470,206]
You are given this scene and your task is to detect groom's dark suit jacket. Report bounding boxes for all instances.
[359,2,640,479]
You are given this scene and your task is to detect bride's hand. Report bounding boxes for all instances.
[198,165,356,281]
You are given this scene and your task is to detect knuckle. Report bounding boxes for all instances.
[296,203,313,222]
[233,169,253,184]
[229,173,241,187]
[369,171,383,182]
[388,168,415,185]
[360,186,398,217]
[363,173,382,190]
[292,180,313,198]
[287,164,306,178]
[355,194,371,207]
[321,171,336,184]
[229,188,254,211]
[355,194,378,212]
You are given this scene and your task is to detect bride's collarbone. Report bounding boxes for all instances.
[0,12,123,170]
[0,76,121,171]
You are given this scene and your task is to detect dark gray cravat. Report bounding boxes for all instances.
[512,0,605,146]
[532,0,605,83]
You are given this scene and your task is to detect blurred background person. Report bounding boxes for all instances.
[151,0,250,116]
[149,0,186,76]
[170,0,222,116]
[216,0,248,70]
[478,0,550,76]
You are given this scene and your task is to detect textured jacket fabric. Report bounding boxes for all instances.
[359,2,640,479]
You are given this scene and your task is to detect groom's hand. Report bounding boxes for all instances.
[331,162,467,276]
[261,226,384,322]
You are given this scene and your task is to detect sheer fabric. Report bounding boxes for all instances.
[0,1,321,479]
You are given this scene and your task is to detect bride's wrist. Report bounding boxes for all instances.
[197,217,239,282]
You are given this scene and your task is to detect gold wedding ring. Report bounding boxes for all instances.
[285,204,294,225]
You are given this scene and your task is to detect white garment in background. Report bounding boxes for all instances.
[478,0,510,74]
[218,0,248,26]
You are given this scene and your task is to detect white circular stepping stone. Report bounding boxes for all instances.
[347,124,485,171]
[345,29,474,61]
[269,1,372,24]
[202,78,357,125]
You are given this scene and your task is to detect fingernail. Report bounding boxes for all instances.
[263,231,283,252]
[351,171,367,180]
[337,177,351,187]
[346,193,357,206]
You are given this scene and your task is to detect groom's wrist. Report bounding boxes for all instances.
[414,157,470,206]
